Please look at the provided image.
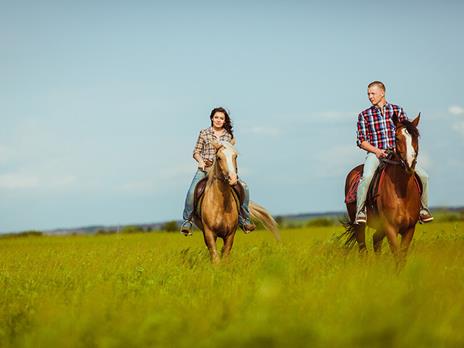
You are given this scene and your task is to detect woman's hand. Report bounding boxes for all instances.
[198,160,206,171]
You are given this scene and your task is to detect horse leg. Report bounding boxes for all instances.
[203,228,220,264]
[384,223,401,261]
[399,226,416,263]
[373,230,385,254]
[221,233,235,259]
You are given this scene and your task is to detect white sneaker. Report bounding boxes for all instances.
[355,210,367,224]
[419,209,434,223]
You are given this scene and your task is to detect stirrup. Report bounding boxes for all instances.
[419,209,434,224]
[240,222,256,234]
[354,210,367,225]
[180,221,193,236]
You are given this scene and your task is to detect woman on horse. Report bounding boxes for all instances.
[180,107,256,236]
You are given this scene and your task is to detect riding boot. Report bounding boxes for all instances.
[240,222,256,234]
[180,220,193,236]
[355,208,367,225]
[419,208,434,223]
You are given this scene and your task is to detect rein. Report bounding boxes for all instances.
[380,149,416,171]
[381,158,402,166]
[213,172,229,183]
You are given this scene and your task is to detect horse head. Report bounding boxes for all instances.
[212,139,239,185]
[393,113,421,175]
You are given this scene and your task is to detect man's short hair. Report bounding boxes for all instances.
[368,81,386,91]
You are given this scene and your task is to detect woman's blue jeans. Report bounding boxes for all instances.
[182,169,252,226]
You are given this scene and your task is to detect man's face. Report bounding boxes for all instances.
[367,86,385,106]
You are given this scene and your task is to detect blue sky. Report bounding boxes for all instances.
[1,0,463,232]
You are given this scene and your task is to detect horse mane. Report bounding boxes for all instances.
[399,120,420,138]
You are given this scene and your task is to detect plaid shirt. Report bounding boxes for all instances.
[356,103,408,149]
[193,127,233,163]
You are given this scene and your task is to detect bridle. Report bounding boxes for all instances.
[212,148,238,183]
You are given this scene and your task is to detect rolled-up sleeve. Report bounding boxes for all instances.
[356,113,366,147]
[193,130,204,158]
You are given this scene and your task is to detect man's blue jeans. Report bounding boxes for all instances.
[356,152,430,215]
[182,169,252,226]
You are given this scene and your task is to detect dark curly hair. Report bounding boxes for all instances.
[210,107,234,138]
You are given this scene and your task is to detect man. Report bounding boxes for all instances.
[355,81,433,224]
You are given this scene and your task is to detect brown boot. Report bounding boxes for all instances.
[241,222,256,234]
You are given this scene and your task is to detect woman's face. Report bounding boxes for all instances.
[212,112,226,129]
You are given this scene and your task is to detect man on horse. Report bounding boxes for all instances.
[354,81,433,225]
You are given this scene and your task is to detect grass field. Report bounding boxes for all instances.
[1,221,463,347]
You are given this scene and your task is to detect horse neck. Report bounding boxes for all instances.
[383,161,415,197]
[206,161,231,196]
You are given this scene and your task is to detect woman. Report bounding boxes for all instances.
[180,107,255,236]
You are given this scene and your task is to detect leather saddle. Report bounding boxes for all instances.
[193,177,245,218]
[345,162,422,210]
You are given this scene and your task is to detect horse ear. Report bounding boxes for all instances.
[412,113,421,127]
[230,138,236,146]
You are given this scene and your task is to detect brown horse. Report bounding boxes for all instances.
[192,140,280,263]
[343,114,422,263]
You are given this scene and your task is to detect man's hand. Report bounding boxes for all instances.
[375,148,387,159]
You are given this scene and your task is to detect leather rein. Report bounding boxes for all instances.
[380,149,416,170]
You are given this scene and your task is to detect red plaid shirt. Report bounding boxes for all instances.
[356,103,408,150]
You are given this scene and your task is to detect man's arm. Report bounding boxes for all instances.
[359,141,387,159]
[356,112,386,159]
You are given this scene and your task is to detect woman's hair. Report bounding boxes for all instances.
[210,107,234,137]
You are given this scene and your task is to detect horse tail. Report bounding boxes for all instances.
[249,201,281,241]
[339,215,357,249]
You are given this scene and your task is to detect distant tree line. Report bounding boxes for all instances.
[0,230,43,239]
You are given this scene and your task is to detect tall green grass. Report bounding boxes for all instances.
[1,222,463,347]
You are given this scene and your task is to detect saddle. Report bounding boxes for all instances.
[345,161,422,211]
[193,177,245,218]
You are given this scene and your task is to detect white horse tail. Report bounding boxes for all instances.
[249,201,281,241]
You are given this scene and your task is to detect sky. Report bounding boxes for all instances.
[1,0,463,232]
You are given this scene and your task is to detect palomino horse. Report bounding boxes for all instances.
[343,114,422,263]
[192,140,280,263]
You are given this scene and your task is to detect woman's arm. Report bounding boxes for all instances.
[194,153,206,171]
[193,131,206,170]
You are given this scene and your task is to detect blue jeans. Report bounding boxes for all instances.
[356,153,430,215]
[182,169,252,226]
